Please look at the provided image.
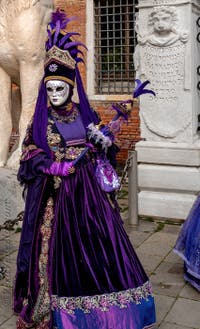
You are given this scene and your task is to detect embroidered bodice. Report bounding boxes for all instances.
[47,106,87,162]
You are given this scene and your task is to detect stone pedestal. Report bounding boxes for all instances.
[0,168,24,225]
[136,141,200,219]
[135,0,200,219]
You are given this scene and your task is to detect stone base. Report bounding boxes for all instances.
[0,167,24,225]
[136,141,200,220]
[138,191,196,220]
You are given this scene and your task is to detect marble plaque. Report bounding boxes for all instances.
[134,5,193,141]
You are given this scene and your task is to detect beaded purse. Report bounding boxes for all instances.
[95,159,120,193]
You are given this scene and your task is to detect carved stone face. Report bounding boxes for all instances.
[46,80,70,106]
[152,12,173,34]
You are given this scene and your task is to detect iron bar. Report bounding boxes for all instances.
[94,0,137,94]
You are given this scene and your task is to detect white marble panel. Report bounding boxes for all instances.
[138,191,196,219]
[138,164,200,192]
[136,141,200,166]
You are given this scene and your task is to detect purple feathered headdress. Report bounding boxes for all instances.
[44,9,87,85]
[33,9,99,156]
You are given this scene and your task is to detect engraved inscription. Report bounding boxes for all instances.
[144,43,184,103]
[135,6,190,140]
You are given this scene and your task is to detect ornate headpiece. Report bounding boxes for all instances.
[44,10,86,86]
[33,10,100,156]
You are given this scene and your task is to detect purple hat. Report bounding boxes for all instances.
[44,10,86,86]
[32,10,100,156]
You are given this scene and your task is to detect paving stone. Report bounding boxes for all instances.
[0,168,24,226]
[0,286,13,324]
[154,294,175,325]
[0,236,18,257]
[150,261,185,297]
[159,321,193,329]
[179,283,200,302]
[125,218,157,233]
[0,315,17,329]
[155,260,184,276]
[135,250,163,274]
[128,230,152,248]
[0,314,9,327]
[9,232,21,245]
[165,298,200,328]
[161,224,182,235]
[135,219,157,233]
[0,230,12,241]
[164,250,184,264]
[136,232,176,258]
[0,251,17,288]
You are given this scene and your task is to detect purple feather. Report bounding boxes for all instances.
[46,28,52,50]
[64,41,88,50]
[59,32,80,47]
[50,10,77,30]
[75,58,85,64]
[133,79,156,98]
[51,10,68,29]
[76,49,84,57]
[53,20,61,45]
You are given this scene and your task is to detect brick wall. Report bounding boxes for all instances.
[54,0,141,163]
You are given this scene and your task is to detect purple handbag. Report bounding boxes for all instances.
[95,159,120,193]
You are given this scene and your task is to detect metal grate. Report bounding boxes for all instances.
[94,0,138,95]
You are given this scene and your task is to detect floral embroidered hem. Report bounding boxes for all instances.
[51,281,153,314]
[52,282,156,329]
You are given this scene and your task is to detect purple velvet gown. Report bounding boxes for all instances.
[174,194,200,291]
[14,106,156,329]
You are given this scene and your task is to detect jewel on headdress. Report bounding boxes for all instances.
[48,63,58,72]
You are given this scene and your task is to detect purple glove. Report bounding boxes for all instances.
[43,161,74,176]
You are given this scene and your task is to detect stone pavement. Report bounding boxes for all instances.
[0,187,200,329]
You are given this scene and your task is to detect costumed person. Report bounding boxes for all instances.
[14,10,156,329]
[174,196,200,292]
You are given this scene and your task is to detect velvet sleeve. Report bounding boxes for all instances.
[17,118,53,184]
[18,153,53,184]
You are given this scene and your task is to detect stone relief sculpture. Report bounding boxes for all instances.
[138,6,188,47]
[134,6,190,141]
[0,0,53,169]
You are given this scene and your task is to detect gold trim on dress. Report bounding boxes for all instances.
[51,107,79,124]
[65,146,85,160]
[32,198,54,323]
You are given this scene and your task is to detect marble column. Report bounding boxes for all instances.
[135,0,200,219]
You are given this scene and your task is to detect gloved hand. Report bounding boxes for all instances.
[43,161,75,176]
[87,123,112,151]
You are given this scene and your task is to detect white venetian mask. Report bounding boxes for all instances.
[46,80,70,106]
